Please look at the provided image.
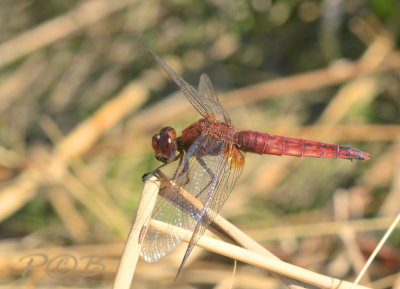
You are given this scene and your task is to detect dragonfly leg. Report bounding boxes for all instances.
[193,156,216,198]
[153,152,183,179]
[156,162,168,171]
[196,156,215,178]
[170,155,214,196]
[174,159,216,279]
[172,153,192,186]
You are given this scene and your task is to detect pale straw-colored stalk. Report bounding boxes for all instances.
[113,173,372,289]
[112,173,160,289]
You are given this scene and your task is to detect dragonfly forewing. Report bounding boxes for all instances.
[150,50,228,123]
[140,134,244,271]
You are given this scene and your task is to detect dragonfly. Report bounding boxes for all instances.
[140,51,370,277]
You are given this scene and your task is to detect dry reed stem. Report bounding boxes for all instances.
[211,206,312,289]
[350,11,394,51]
[185,269,280,288]
[56,80,147,159]
[351,213,400,289]
[254,36,382,196]
[316,37,387,126]
[393,275,400,289]
[0,55,47,113]
[0,145,19,168]
[40,115,130,233]
[334,190,371,283]
[153,171,264,253]
[49,40,101,111]
[148,219,371,289]
[377,139,400,217]
[317,77,377,124]
[46,188,90,243]
[246,216,398,241]
[0,79,148,223]
[0,0,131,68]
[155,169,310,288]
[358,143,398,189]
[348,18,400,286]
[127,49,400,137]
[223,52,399,108]
[358,36,393,72]
[369,272,400,289]
[56,167,131,235]
[0,170,41,223]
[112,174,160,289]
[140,172,360,288]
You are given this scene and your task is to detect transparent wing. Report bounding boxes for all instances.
[140,134,244,271]
[198,74,230,123]
[150,50,229,123]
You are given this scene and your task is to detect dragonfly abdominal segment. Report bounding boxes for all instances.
[235,130,370,160]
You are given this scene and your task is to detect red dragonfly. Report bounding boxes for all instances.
[140,51,369,277]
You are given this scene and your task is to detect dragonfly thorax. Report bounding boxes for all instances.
[200,118,236,143]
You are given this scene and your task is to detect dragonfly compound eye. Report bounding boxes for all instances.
[151,134,161,154]
[158,133,177,159]
[159,127,177,139]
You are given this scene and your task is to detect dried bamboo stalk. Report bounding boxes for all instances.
[148,219,371,289]
[112,173,160,289]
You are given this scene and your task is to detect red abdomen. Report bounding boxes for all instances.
[235,130,369,160]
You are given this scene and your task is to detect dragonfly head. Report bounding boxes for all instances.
[152,127,178,163]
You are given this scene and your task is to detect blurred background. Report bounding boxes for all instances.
[0,0,400,288]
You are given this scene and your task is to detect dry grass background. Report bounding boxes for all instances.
[0,0,400,288]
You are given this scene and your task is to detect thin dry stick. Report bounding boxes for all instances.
[154,171,269,255]
[334,190,371,283]
[126,52,400,135]
[0,55,47,113]
[56,80,148,160]
[112,173,160,289]
[247,216,398,241]
[40,115,131,234]
[352,213,400,289]
[150,172,331,288]
[252,38,382,200]
[225,36,393,108]
[211,204,313,289]
[53,166,130,235]
[369,272,400,289]
[0,79,148,223]
[148,219,371,289]
[378,139,400,217]
[0,0,131,68]
[46,188,90,243]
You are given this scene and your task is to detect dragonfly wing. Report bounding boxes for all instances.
[140,134,210,263]
[174,136,244,276]
[140,135,244,271]
[198,74,230,123]
[140,184,197,263]
[150,50,229,123]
